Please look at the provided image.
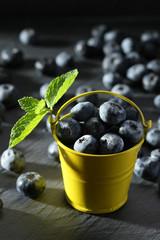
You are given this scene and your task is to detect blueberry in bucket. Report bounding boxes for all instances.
[82,117,106,139]
[73,134,98,154]
[99,133,124,154]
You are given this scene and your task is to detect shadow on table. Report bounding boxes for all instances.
[100,182,160,230]
[38,38,71,48]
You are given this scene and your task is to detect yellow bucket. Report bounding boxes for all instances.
[50,90,152,214]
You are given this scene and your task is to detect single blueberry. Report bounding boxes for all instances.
[16,172,46,198]
[56,117,81,144]
[0,84,19,108]
[0,199,3,213]
[73,134,98,154]
[134,156,158,179]
[74,40,89,57]
[125,51,144,67]
[35,58,57,76]
[39,82,50,99]
[87,37,103,57]
[140,30,160,45]
[157,117,160,129]
[142,160,160,182]
[82,117,106,139]
[102,52,127,74]
[55,52,74,68]
[70,102,97,121]
[19,28,38,45]
[99,133,124,154]
[121,37,140,54]
[146,128,160,148]
[111,83,133,99]
[103,29,125,44]
[103,42,122,56]
[0,148,26,173]
[126,63,146,84]
[153,95,160,109]
[1,47,23,67]
[75,85,98,105]
[142,73,160,93]
[48,141,59,162]
[125,105,139,121]
[99,101,126,125]
[102,72,123,90]
[146,59,160,75]
[150,149,160,161]
[119,120,143,145]
[91,24,107,39]
[108,97,129,108]
[0,67,12,84]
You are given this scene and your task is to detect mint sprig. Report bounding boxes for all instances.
[8,69,78,149]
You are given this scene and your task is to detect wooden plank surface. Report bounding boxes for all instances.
[0,17,160,240]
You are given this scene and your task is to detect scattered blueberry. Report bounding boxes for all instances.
[35,58,57,76]
[126,63,146,84]
[102,72,123,90]
[99,101,126,125]
[103,29,125,44]
[1,148,26,173]
[119,120,143,145]
[56,117,81,144]
[55,52,74,68]
[103,42,122,55]
[39,82,50,99]
[140,30,160,45]
[142,72,160,92]
[146,59,160,75]
[150,149,160,161]
[99,133,124,154]
[0,84,19,108]
[0,67,12,84]
[125,105,139,121]
[91,24,107,39]
[73,134,98,154]
[74,40,89,57]
[48,141,59,161]
[153,95,160,108]
[0,47,23,67]
[16,172,46,198]
[75,85,98,105]
[146,128,160,148]
[121,37,140,54]
[19,28,38,45]
[125,51,144,67]
[111,83,133,99]
[0,199,3,213]
[82,117,106,139]
[70,102,97,121]
[87,37,103,57]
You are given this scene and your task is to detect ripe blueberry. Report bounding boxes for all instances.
[146,59,160,75]
[82,117,106,139]
[39,82,50,99]
[153,95,160,108]
[111,83,133,99]
[48,141,59,162]
[121,37,140,54]
[142,73,160,93]
[99,133,124,154]
[70,102,97,121]
[0,84,19,108]
[73,134,98,154]
[150,149,160,161]
[126,63,146,84]
[35,58,57,76]
[1,47,23,67]
[102,72,123,90]
[55,52,74,68]
[19,28,38,45]
[146,128,160,148]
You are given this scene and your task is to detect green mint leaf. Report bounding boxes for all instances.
[45,69,78,108]
[35,99,46,114]
[9,108,50,149]
[18,97,39,112]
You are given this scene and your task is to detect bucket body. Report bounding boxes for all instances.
[51,90,151,214]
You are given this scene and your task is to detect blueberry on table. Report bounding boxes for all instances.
[150,149,160,161]
[102,72,123,91]
[0,199,3,213]
[146,128,160,148]
[87,37,103,57]
[126,63,146,84]
[56,117,81,144]
[103,29,125,44]
[142,161,160,182]
[111,83,133,99]
[82,117,106,139]
[125,51,144,67]
[48,141,59,162]
[153,95,160,108]
[91,24,107,39]
[119,120,143,145]
[19,28,38,45]
[146,59,160,75]
[102,52,127,74]
[39,82,50,99]
[158,117,160,129]
[0,84,19,108]
[0,47,23,67]
[55,52,74,68]
[99,101,126,125]
[140,30,160,45]
[142,73,160,93]
[121,37,140,54]
[99,133,124,154]
[16,172,46,198]
[75,85,98,105]
[0,67,12,84]
[74,40,89,57]
[70,102,97,122]
[1,148,26,173]
[35,58,57,76]
[73,134,98,154]
[103,42,122,56]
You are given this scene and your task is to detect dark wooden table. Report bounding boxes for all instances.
[0,17,160,240]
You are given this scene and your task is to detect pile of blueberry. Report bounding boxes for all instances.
[56,99,143,154]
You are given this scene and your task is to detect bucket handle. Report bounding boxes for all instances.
[49,90,152,134]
